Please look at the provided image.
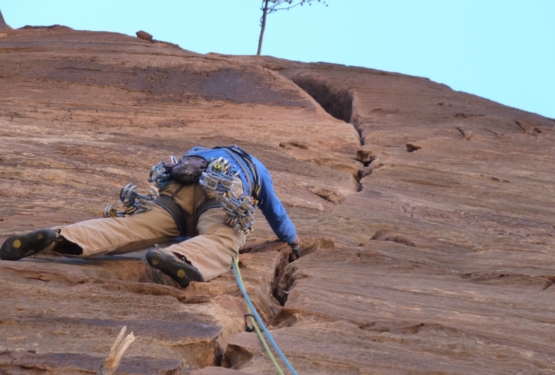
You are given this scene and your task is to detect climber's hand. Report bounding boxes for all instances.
[288,237,301,262]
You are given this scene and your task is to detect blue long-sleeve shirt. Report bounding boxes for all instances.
[185,146,297,244]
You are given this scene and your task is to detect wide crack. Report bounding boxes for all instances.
[290,74,370,186]
[291,74,354,124]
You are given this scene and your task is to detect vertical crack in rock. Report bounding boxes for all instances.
[274,265,294,307]
[240,241,291,308]
[290,73,372,188]
[272,250,294,307]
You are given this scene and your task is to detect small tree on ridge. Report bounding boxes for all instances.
[257,0,328,56]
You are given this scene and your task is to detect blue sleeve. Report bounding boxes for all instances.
[254,160,297,244]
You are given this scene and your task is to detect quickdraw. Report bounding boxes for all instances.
[148,156,177,189]
[200,157,257,234]
[103,183,159,218]
[199,157,239,194]
[222,194,257,234]
[148,162,171,189]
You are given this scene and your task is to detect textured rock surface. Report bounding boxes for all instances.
[1,27,555,374]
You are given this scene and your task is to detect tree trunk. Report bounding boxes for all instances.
[257,0,269,56]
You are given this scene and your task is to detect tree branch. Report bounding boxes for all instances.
[257,0,270,55]
[257,0,328,55]
[97,326,136,375]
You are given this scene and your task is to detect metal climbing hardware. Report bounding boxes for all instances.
[199,157,239,194]
[148,156,176,189]
[223,194,257,234]
[214,146,261,200]
[199,157,257,234]
[243,313,256,333]
[103,183,159,218]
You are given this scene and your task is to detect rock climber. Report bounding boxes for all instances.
[0,145,300,288]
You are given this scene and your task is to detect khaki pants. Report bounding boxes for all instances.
[55,182,247,282]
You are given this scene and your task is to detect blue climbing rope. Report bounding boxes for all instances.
[232,256,298,375]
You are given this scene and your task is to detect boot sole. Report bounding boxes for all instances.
[146,249,204,288]
[0,229,57,261]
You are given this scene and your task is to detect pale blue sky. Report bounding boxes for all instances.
[2,1,554,119]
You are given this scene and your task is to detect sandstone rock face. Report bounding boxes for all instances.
[1,28,554,374]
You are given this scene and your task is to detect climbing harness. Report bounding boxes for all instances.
[154,194,189,237]
[103,184,159,218]
[104,147,260,234]
[232,256,298,375]
[102,181,190,238]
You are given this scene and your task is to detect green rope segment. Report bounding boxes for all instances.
[232,255,297,375]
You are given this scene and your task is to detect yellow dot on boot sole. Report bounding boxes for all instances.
[177,270,186,278]
[151,259,159,266]
[13,240,21,249]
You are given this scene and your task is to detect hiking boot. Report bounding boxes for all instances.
[146,248,204,288]
[0,229,58,261]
